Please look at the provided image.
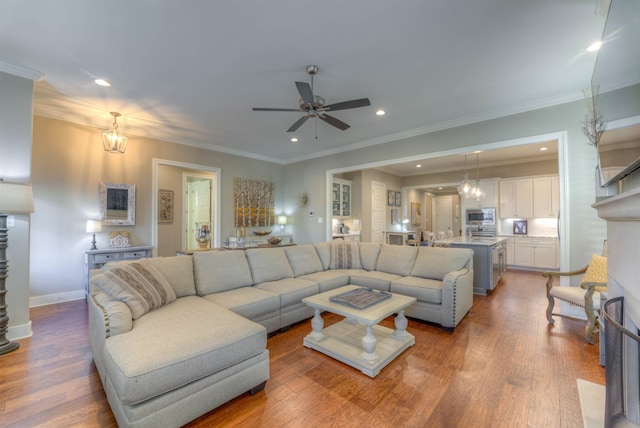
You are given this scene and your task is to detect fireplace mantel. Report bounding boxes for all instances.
[592,187,640,221]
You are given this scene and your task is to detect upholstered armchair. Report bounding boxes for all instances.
[542,252,607,344]
[405,229,423,246]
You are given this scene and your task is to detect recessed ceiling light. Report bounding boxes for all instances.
[416,164,422,168]
[94,78,111,87]
[290,137,298,142]
[376,110,386,116]
[540,147,548,151]
[587,41,602,52]
[438,187,443,190]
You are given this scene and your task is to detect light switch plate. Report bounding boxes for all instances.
[353,219,360,227]
[318,217,323,223]
[7,215,15,228]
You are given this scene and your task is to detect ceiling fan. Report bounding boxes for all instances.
[252,65,371,133]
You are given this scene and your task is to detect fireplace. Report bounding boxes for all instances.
[593,188,640,427]
[603,297,640,427]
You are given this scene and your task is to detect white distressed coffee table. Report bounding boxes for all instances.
[302,285,417,377]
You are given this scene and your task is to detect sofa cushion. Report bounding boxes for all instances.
[313,241,331,270]
[193,251,253,295]
[391,276,443,305]
[285,244,324,277]
[255,278,319,307]
[246,248,294,284]
[103,296,266,405]
[411,247,473,280]
[329,241,362,269]
[348,270,402,291]
[91,259,177,319]
[202,287,280,320]
[147,256,196,297]
[376,244,418,276]
[359,242,381,271]
[298,270,350,292]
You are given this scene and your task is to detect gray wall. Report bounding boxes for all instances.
[0,71,34,339]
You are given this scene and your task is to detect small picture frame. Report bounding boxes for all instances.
[395,191,401,207]
[514,220,528,235]
[158,189,174,223]
[391,208,399,224]
[388,190,395,206]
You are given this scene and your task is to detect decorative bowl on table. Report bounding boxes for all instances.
[253,230,272,236]
[267,237,282,245]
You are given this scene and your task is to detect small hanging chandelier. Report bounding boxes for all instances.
[457,154,474,197]
[472,152,486,202]
[102,112,128,154]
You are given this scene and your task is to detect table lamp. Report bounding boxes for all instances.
[278,215,287,234]
[86,220,102,250]
[0,180,35,355]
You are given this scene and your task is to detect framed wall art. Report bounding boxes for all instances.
[395,191,401,207]
[158,189,174,223]
[99,182,135,226]
[388,190,395,206]
[514,220,528,235]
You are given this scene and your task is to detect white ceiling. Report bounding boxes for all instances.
[0,0,619,170]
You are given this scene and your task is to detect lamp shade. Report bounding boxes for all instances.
[278,215,287,225]
[0,181,34,214]
[86,220,102,233]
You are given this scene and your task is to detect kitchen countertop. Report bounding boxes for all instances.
[498,235,557,239]
[332,232,360,237]
[436,236,507,246]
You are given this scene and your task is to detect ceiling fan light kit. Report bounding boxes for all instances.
[253,65,371,134]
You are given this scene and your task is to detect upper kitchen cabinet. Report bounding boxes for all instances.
[332,178,351,218]
[533,175,559,218]
[499,178,533,218]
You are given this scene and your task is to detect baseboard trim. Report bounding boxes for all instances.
[29,290,86,308]
[7,320,32,341]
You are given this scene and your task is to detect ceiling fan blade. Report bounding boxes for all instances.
[319,114,350,131]
[324,98,371,111]
[295,81,315,106]
[253,107,301,112]
[287,115,309,132]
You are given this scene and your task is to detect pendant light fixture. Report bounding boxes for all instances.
[102,112,128,154]
[472,152,486,202]
[457,154,473,197]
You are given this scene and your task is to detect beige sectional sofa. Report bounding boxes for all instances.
[88,241,473,427]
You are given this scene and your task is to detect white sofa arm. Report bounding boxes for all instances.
[440,268,474,329]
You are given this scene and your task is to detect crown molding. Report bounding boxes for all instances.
[0,58,44,81]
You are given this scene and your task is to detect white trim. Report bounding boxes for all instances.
[152,159,221,256]
[7,321,32,341]
[29,290,85,308]
[0,58,44,81]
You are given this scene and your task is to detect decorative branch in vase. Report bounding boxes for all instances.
[580,85,607,186]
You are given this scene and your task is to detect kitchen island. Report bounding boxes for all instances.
[434,236,507,295]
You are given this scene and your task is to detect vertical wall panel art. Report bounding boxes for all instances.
[233,178,275,227]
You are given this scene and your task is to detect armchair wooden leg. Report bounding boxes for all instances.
[546,294,555,325]
[584,314,597,345]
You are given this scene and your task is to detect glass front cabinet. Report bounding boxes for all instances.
[332,178,351,218]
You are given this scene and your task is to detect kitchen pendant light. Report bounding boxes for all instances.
[457,154,474,197]
[102,112,128,154]
[472,153,486,202]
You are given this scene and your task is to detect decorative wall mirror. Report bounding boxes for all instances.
[100,182,136,225]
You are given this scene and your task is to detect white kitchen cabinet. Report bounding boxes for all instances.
[499,178,533,218]
[514,237,558,269]
[533,176,559,218]
[332,178,351,218]
[504,237,515,266]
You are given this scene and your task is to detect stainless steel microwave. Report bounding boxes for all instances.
[466,208,496,226]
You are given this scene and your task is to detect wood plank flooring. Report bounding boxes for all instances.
[0,270,604,427]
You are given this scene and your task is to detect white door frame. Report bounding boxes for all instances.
[152,158,221,256]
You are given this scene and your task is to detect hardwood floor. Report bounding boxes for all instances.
[0,270,604,427]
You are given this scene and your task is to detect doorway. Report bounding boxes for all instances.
[152,159,221,257]
[183,173,215,251]
[371,181,386,244]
